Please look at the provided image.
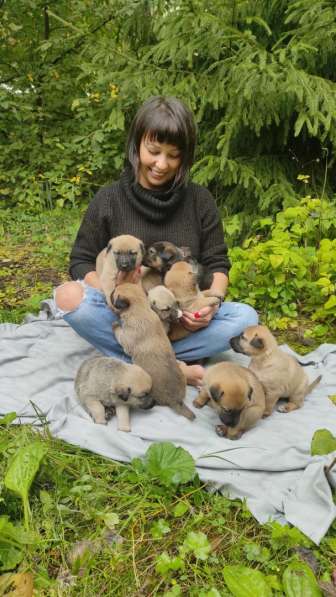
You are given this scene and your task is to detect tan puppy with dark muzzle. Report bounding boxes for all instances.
[164,261,222,341]
[193,362,265,439]
[111,283,195,421]
[230,325,322,415]
[148,285,183,334]
[96,234,144,307]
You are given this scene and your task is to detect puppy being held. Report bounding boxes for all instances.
[111,283,195,421]
[75,356,154,430]
[193,362,265,440]
[164,260,222,341]
[148,285,182,334]
[144,240,213,290]
[230,324,322,415]
[96,234,144,307]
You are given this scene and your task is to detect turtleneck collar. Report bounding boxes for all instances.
[120,165,186,223]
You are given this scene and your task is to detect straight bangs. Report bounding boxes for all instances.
[143,110,188,153]
[126,96,197,186]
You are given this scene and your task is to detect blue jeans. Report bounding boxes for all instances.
[62,285,258,362]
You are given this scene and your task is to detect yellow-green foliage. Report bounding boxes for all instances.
[228,196,336,333]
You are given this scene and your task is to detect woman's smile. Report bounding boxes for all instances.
[138,136,182,189]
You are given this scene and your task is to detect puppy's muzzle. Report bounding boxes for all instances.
[115,255,137,271]
[117,388,131,401]
[140,395,156,410]
[219,408,241,427]
[229,335,245,354]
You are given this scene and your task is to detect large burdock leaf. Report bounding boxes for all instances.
[311,429,336,456]
[144,442,196,486]
[282,561,322,596]
[4,441,48,529]
[223,565,273,597]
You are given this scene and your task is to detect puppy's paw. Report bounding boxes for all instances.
[192,398,204,408]
[277,403,299,413]
[105,405,116,421]
[227,431,243,441]
[262,411,272,418]
[215,424,228,437]
[92,417,107,425]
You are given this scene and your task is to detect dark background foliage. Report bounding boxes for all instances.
[1,0,336,214]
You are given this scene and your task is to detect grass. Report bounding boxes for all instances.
[1,206,336,595]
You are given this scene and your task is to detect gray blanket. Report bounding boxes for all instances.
[1,312,336,544]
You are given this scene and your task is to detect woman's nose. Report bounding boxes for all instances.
[155,154,168,170]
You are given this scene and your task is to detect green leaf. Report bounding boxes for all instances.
[150,519,171,539]
[223,565,272,596]
[144,442,196,486]
[4,441,48,529]
[324,295,336,310]
[269,254,284,268]
[311,429,336,456]
[0,516,35,572]
[269,522,312,549]
[243,542,271,562]
[173,501,189,518]
[181,531,211,561]
[163,585,182,597]
[0,543,23,572]
[282,561,322,596]
[103,512,120,529]
[155,552,184,577]
[0,412,17,425]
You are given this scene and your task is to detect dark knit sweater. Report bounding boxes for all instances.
[69,169,231,280]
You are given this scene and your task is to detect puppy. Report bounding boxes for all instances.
[164,261,222,341]
[143,241,189,274]
[74,356,154,428]
[96,234,144,307]
[193,362,265,439]
[144,240,213,290]
[148,285,182,334]
[230,325,322,415]
[111,283,195,420]
[140,267,162,294]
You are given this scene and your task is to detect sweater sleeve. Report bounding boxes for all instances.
[198,188,231,276]
[69,187,112,280]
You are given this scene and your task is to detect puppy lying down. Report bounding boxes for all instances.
[75,356,154,431]
[230,324,322,415]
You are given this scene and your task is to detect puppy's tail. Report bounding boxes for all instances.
[306,374,322,396]
[173,403,195,421]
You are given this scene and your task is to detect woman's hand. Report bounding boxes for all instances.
[180,304,219,332]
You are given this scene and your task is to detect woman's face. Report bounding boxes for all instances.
[138,135,182,189]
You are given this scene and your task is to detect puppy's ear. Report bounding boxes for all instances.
[113,296,130,310]
[106,242,112,254]
[161,250,174,264]
[209,383,223,402]
[139,242,145,258]
[250,335,264,350]
[247,386,253,401]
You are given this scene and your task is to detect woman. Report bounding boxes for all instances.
[55,96,258,385]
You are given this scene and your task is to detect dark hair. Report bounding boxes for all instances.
[126,96,197,185]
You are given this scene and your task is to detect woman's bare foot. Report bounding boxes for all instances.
[178,361,205,387]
